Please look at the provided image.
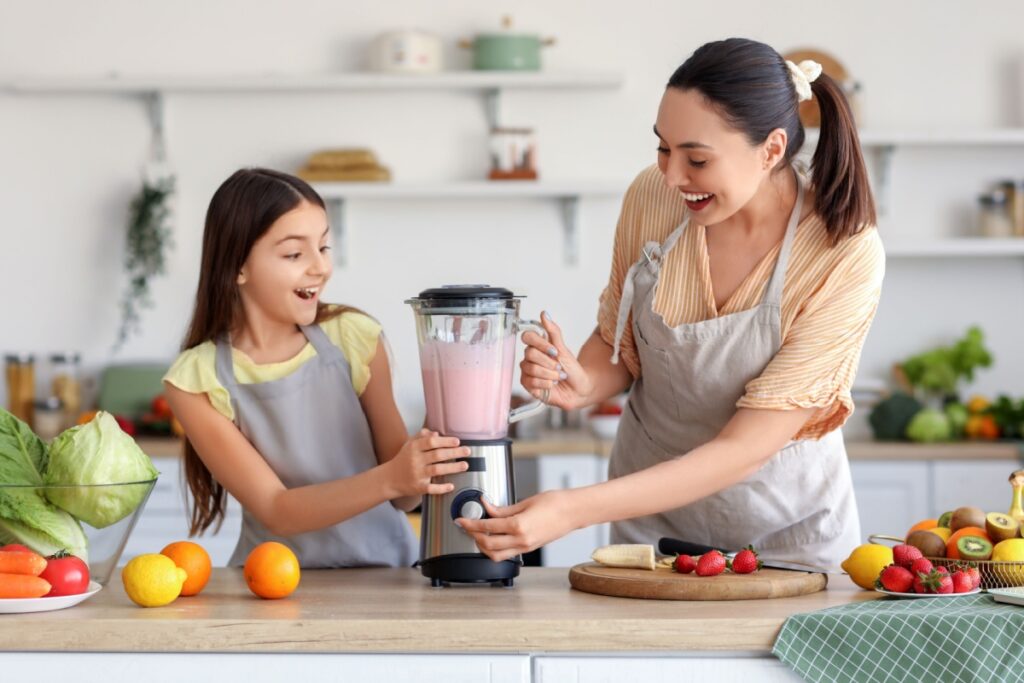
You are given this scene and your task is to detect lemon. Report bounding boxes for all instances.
[121,554,188,607]
[841,543,894,590]
[928,527,953,543]
[992,539,1024,562]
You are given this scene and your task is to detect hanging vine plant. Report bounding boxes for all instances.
[114,175,175,351]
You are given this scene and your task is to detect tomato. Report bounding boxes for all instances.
[0,544,31,553]
[151,395,173,420]
[40,551,90,597]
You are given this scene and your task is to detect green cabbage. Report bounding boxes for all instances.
[906,408,952,443]
[0,408,88,559]
[43,412,159,528]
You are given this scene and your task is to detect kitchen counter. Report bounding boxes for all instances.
[0,567,877,654]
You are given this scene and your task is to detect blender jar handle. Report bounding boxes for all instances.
[509,319,550,424]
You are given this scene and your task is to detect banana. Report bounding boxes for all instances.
[591,544,657,571]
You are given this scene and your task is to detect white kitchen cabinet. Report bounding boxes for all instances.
[848,461,931,538]
[123,456,242,566]
[534,655,800,682]
[2,653,531,683]
[932,461,1018,517]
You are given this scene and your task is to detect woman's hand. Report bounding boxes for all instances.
[386,429,469,498]
[520,312,593,410]
[455,490,579,562]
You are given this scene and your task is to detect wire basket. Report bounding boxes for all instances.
[870,534,1024,590]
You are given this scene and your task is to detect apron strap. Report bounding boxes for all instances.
[762,175,805,306]
[610,216,689,365]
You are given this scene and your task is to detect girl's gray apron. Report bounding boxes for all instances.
[608,180,860,571]
[215,324,417,568]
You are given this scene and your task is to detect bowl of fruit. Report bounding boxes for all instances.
[587,400,624,441]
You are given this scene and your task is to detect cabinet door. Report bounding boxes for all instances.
[849,461,931,539]
[535,656,800,681]
[933,461,1016,518]
[536,455,610,566]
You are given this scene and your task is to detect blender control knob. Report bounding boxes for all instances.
[460,500,485,520]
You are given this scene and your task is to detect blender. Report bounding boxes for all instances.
[406,285,547,587]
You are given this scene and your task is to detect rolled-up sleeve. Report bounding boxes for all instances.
[737,228,886,440]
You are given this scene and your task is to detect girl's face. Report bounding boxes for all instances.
[654,87,787,225]
[237,200,333,328]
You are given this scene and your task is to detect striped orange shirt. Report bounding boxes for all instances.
[598,165,885,440]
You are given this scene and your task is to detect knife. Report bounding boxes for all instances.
[657,537,830,573]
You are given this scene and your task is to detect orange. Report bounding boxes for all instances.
[945,526,990,560]
[244,542,300,599]
[906,518,938,539]
[161,541,212,597]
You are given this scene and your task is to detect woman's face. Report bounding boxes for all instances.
[655,87,785,225]
[238,200,333,327]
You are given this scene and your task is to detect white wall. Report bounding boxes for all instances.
[2,0,1023,424]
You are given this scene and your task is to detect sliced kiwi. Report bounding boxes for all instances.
[937,511,953,528]
[986,511,1020,542]
[950,506,986,532]
[957,535,993,561]
[907,529,947,558]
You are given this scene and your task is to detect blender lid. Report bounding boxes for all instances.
[414,285,519,301]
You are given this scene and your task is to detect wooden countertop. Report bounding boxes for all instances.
[138,434,1024,462]
[0,568,879,654]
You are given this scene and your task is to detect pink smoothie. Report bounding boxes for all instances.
[420,334,516,439]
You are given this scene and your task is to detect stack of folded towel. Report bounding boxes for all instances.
[297,149,391,182]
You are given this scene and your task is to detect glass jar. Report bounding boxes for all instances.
[50,352,82,429]
[978,191,1014,238]
[33,397,64,441]
[4,354,36,426]
[997,180,1024,237]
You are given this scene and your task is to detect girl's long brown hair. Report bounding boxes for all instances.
[667,38,876,244]
[182,168,356,535]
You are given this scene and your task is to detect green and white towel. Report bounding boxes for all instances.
[773,594,1024,683]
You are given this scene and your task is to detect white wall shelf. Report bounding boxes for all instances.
[311,180,626,266]
[884,238,1024,258]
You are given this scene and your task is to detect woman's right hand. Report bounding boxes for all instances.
[520,312,593,411]
[387,429,470,497]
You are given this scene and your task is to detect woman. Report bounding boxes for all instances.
[457,38,884,571]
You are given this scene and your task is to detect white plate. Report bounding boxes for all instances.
[0,581,102,614]
[988,586,1024,606]
[875,586,981,599]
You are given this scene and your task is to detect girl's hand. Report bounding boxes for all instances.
[455,490,578,562]
[388,429,469,498]
[520,312,593,411]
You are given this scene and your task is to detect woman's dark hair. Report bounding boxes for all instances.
[181,168,355,535]
[667,38,875,244]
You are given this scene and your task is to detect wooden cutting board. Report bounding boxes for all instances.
[569,563,828,601]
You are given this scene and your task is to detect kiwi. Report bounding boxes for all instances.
[907,529,947,558]
[985,511,1020,542]
[950,506,986,532]
[937,511,953,528]
[956,535,993,561]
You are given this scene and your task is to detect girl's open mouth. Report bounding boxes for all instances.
[294,287,319,301]
[681,191,714,211]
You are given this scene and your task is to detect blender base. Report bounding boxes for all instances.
[419,553,520,587]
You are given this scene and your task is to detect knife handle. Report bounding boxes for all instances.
[657,537,729,557]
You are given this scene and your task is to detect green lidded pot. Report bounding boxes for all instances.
[459,16,556,71]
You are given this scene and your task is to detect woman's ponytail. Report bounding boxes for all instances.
[809,73,877,244]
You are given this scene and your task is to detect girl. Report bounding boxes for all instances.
[164,168,469,568]
[458,38,885,571]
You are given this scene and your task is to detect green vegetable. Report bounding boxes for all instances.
[900,326,993,396]
[906,409,952,443]
[990,395,1024,439]
[869,392,924,441]
[0,408,88,560]
[944,402,969,439]
[43,412,158,528]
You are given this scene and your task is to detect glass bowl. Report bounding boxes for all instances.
[0,479,157,585]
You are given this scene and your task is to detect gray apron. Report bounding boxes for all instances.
[608,179,860,571]
[215,324,417,568]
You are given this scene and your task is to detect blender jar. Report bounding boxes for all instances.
[407,285,547,439]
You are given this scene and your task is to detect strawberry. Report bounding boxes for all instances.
[673,554,696,574]
[729,546,762,574]
[935,566,949,575]
[876,564,914,593]
[893,544,923,570]
[951,570,974,594]
[910,557,934,576]
[934,570,954,594]
[695,550,726,577]
[965,566,982,589]
[913,573,931,594]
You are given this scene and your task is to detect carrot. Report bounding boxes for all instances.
[0,573,51,598]
[0,551,47,576]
